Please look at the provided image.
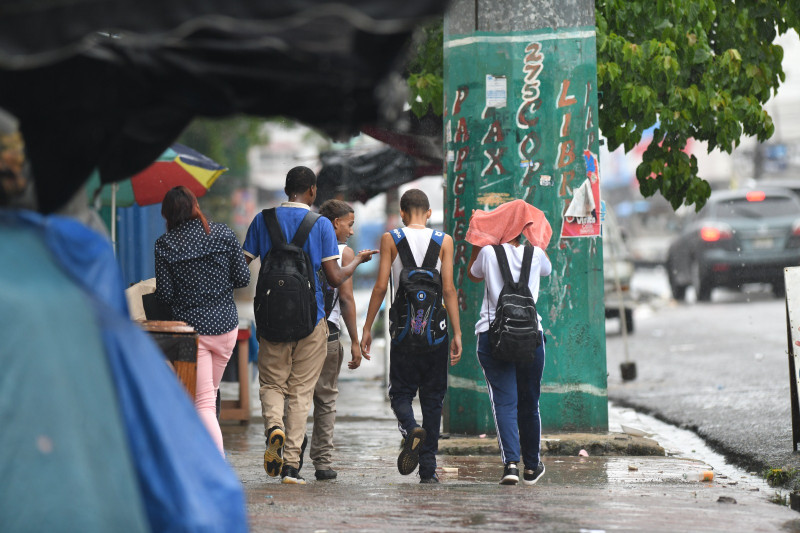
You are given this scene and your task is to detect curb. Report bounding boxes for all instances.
[439,432,665,457]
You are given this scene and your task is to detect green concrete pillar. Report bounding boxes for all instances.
[443,0,608,433]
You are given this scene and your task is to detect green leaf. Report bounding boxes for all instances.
[692,46,712,64]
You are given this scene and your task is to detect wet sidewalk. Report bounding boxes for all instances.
[222,374,800,532]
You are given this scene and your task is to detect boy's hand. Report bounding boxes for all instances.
[360,329,372,357]
[450,335,462,366]
[348,343,364,369]
[356,249,379,264]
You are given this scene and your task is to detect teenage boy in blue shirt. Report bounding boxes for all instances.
[243,166,376,484]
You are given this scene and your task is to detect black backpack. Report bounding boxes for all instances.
[254,208,320,342]
[488,244,541,362]
[388,228,448,353]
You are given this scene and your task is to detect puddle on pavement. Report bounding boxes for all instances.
[221,388,772,496]
[609,402,771,491]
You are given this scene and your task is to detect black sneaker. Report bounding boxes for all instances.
[298,434,308,473]
[280,464,306,485]
[500,462,519,485]
[420,473,440,484]
[264,426,285,478]
[397,427,426,475]
[523,462,545,486]
[315,468,338,480]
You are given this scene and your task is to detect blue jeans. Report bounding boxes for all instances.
[388,339,449,478]
[476,331,545,468]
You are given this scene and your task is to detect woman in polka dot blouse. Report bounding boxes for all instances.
[155,186,251,456]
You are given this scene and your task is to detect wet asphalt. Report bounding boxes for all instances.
[222,373,800,532]
[605,271,800,483]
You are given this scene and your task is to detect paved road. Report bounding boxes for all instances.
[606,267,800,480]
[224,378,800,532]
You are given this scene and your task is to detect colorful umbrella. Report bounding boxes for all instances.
[87,143,228,208]
[128,143,227,206]
[86,143,227,252]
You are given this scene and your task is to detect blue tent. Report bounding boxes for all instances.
[0,210,247,532]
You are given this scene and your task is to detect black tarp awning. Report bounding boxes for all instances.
[313,110,444,205]
[316,145,417,205]
[0,1,447,212]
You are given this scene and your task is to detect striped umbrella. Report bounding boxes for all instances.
[128,143,227,206]
[87,143,227,252]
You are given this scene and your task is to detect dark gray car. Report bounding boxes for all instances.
[666,188,800,301]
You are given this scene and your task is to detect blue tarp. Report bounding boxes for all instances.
[0,210,248,532]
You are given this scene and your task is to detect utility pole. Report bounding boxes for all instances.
[443,0,608,433]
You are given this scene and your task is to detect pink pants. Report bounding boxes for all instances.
[196,329,238,456]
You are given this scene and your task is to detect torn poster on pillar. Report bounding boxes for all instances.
[485,75,507,109]
[561,150,601,238]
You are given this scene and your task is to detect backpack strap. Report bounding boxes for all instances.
[263,208,286,246]
[518,246,534,288]
[290,211,321,247]
[421,230,445,268]
[390,228,417,268]
[330,291,340,316]
[492,244,514,285]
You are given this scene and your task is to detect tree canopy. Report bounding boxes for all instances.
[597,0,799,209]
[406,1,800,210]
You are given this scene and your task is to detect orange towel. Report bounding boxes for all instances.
[466,199,552,249]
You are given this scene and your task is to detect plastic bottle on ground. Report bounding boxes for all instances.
[683,470,714,482]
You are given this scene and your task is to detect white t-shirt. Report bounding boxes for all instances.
[327,243,346,326]
[469,243,552,334]
[390,227,443,294]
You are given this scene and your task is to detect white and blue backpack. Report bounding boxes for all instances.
[388,228,448,353]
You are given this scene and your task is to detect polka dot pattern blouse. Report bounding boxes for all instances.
[154,219,250,335]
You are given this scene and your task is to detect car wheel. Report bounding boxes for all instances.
[692,260,712,302]
[623,308,635,333]
[667,259,687,301]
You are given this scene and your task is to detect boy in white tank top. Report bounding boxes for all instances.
[296,199,365,481]
[361,189,462,483]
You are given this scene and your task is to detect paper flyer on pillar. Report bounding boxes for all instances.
[561,150,601,238]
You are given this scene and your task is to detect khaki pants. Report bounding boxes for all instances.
[258,318,328,469]
[309,336,345,470]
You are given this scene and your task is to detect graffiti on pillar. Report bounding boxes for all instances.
[444,29,600,253]
[448,84,470,310]
[444,26,605,433]
[517,42,545,201]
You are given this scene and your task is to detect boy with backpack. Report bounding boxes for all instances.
[466,231,551,486]
[298,199,366,481]
[360,189,462,483]
[243,166,376,485]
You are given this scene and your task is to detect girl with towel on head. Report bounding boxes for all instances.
[466,199,552,486]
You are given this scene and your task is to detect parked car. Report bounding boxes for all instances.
[603,206,635,332]
[666,188,800,301]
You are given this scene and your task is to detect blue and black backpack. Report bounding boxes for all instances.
[388,228,448,353]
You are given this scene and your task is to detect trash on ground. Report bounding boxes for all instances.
[578,449,589,457]
[717,496,737,504]
[620,424,653,437]
[683,471,714,482]
[437,467,459,478]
